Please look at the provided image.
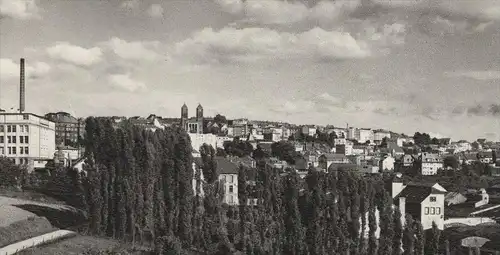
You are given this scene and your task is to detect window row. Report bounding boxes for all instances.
[221,174,235,183]
[0,136,29,144]
[424,207,441,215]
[0,125,30,133]
[0,146,30,155]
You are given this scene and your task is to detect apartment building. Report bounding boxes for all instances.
[0,113,56,171]
[44,112,84,147]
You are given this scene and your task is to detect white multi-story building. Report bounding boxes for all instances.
[358,128,375,143]
[374,129,391,142]
[189,133,217,152]
[216,157,239,205]
[420,152,444,175]
[0,113,56,171]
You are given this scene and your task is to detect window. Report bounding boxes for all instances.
[7,125,11,133]
[229,175,234,183]
[0,126,3,132]
[0,136,3,143]
[229,195,234,204]
[19,126,24,132]
[430,196,437,202]
[25,147,28,154]
[20,136,24,143]
[24,136,28,144]
[12,147,16,154]
[12,125,16,132]
[431,207,435,215]
[23,114,29,120]
[12,136,16,143]
[20,147,24,154]
[436,207,441,215]
[229,185,234,193]
[25,125,29,132]
[7,136,11,143]
[0,148,3,154]
[425,207,429,215]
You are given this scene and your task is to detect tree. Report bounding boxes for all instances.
[414,221,425,255]
[443,156,459,169]
[392,207,403,255]
[283,172,306,255]
[425,222,440,255]
[378,192,394,255]
[0,157,27,187]
[214,114,227,124]
[253,145,270,160]
[402,215,415,255]
[271,141,297,164]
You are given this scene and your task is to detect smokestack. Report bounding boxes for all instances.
[20,58,25,113]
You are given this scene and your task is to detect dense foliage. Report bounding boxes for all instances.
[48,117,442,254]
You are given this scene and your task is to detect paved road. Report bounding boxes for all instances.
[0,230,76,255]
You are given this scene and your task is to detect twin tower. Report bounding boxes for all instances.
[180,103,204,134]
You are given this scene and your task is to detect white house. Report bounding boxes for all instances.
[392,178,446,230]
[216,157,239,205]
[420,152,444,175]
[379,155,395,171]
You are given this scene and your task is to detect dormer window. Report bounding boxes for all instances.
[430,196,436,202]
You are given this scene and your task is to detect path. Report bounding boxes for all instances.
[0,230,76,255]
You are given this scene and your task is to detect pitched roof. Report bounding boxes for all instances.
[321,153,349,161]
[327,163,358,172]
[397,183,446,203]
[215,157,239,174]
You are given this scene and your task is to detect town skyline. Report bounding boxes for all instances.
[1,0,499,141]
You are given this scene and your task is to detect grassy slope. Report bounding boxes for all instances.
[0,217,57,248]
[19,235,126,255]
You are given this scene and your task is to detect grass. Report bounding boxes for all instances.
[19,235,125,255]
[0,216,57,248]
[0,205,37,227]
[0,187,65,205]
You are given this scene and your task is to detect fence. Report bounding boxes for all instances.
[0,230,76,255]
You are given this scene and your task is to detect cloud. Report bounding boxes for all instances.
[0,58,50,80]
[371,0,500,21]
[147,4,163,18]
[104,37,161,61]
[107,73,146,92]
[216,0,361,25]
[176,27,375,64]
[120,0,139,10]
[445,70,500,81]
[0,0,39,19]
[47,42,103,67]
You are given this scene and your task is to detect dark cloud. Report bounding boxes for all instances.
[460,104,500,117]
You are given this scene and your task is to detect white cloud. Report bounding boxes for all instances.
[445,70,500,81]
[0,58,50,80]
[107,73,146,92]
[175,27,372,64]
[47,42,103,67]
[120,0,139,10]
[147,4,163,18]
[0,0,39,19]
[216,0,360,25]
[105,37,161,61]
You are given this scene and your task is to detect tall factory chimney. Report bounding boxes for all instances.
[19,58,25,113]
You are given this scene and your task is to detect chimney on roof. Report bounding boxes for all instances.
[19,58,26,113]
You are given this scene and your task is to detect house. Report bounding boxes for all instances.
[392,179,447,230]
[327,162,358,173]
[478,151,494,164]
[318,153,351,170]
[401,154,416,167]
[379,155,395,172]
[459,152,479,165]
[464,188,489,208]
[215,157,239,205]
[445,192,467,206]
[358,159,380,174]
[420,152,443,175]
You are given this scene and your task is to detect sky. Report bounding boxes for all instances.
[0,0,499,141]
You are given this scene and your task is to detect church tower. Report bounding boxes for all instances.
[180,103,188,130]
[196,103,203,120]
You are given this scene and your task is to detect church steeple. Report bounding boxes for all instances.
[181,103,188,119]
[196,103,203,119]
